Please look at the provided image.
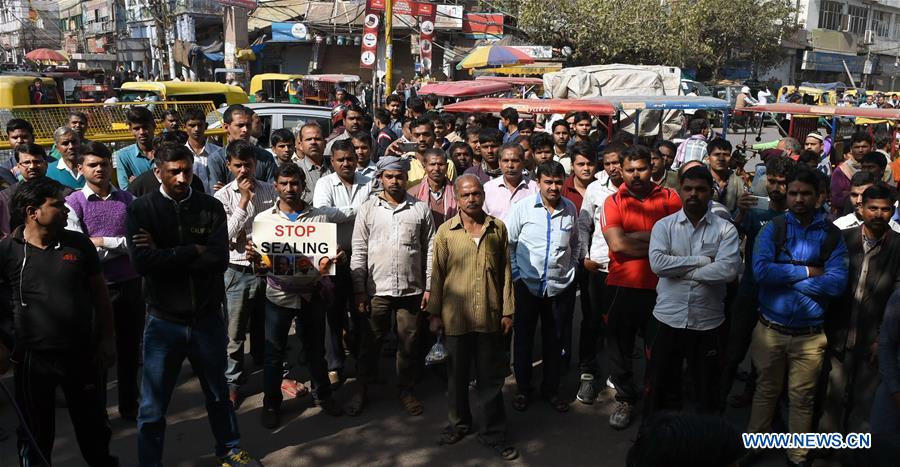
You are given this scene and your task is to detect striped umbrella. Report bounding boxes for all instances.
[456,45,534,70]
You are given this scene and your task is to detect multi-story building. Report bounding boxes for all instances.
[0,0,62,65]
[768,0,900,89]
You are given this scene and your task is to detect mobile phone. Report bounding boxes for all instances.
[748,195,769,210]
[400,142,418,153]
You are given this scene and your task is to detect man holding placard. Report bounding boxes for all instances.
[246,162,353,429]
[349,155,436,417]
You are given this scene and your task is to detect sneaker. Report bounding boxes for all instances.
[315,396,343,417]
[608,401,633,430]
[606,377,615,389]
[261,407,280,429]
[576,374,596,404]
[219,448,261,467]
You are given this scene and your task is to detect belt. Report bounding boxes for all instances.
[228,264,255,274]
[759,316,823,336]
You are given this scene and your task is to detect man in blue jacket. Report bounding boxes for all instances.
[745,168,849,467]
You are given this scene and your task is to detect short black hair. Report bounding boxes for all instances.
[331,138,354,156]
[223,104,252,124]
[604,142,628,157]
[410,117,434,133]
[465,125,481,140]
[850,131,874,146]
[126,107,155,127]
[386,94,403,106]
[226,140,257,162]
[183,108,207,123]
[11,177,64,224]
[626,413,744,467]
[551,120,570,133]
[408,96,425,114]
[787,167,821,194]
[679,165,714,187]
[350,131,373,148]
[850,170,878,187]
[154,142,194,168]
[13,143,46,163]
[861,151,888,170]
[765,155,796,178]
[6,118,34,136]
[423,93,439,108]
[275,161,307,187]
[373,108,391,125]
[448,141,474,158]
[500,107,519,126]
[862,184,897,205]
[688,118,709,134]
[568,141,597,163]
[479,127,503,145]
[572,111,591,125]
[152,130,188,147]
[518,120,536,132]
[797,150,819,166]
[345,103,366,118]
[529,132,554,151]
[77,141,112,165]
[68,110,88,122]
[706,138,732,154]
[653,140,677,156]
[270,128,295,146]
[161,109,181,121]
[440,112,456,127]
[535,160,566,179]
[623,145,652,165]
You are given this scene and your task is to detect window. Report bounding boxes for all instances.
[894,14,900,39]
[818,1,843,30]
[848,5,868,34]
[873,10,890,37]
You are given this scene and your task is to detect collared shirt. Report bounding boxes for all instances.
[114,143,153,189]
[46,157,85,190]
[159,185,192,204]
[673,134,708,169]
[406,153,458,189]
[185,139,224,194]
[350,194,435,297]
[562,175,589,212]
[357,162,378,178]
[483,176,538,221]
[506,193,580,297]
[578,171,618,269]
[213,179,279,266]
[428,214,515,336]
[649,210,742,330]
[313,171,372,252]
[834,212,900,233]
[256,204,353,309]
[297,156,333,204]
[65,184,128,259]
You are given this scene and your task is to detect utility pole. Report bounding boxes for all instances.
[384,0,393,95]
[147,0,175,80]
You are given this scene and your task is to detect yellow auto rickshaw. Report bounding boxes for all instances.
[119,81,248,107]
[249,73,304,103]
[0,75,62,108]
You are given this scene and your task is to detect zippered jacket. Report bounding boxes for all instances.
[126,189,228,324]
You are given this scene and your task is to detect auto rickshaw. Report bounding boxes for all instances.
[0,75,62,107]
[474,76,544,98]
[119,81,249,107]
[300,74,360,105]
[249,73,304,103]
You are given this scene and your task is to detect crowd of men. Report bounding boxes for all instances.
[0,96,898,467]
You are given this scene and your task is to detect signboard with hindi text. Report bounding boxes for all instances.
[252,220,337,276]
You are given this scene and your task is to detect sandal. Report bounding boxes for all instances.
[344,388,367,417]
[437,427,468,446]
[399,393,424,416]
[512,393,529,412]
[479,436,519,461]
[546,395,569,413]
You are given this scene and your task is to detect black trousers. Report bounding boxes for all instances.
[107,278,144,416]
[642,316,724,420]
[605,285,656,404]
[445,332,507,443]
[578,270,608,375]
[13,350,117,467]
[513,281,576,397]
[720,293,760,406]
[324,263,353,371]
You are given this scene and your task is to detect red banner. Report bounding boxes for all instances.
[418,7,436,74]
[360,1,381,69]
[462,13,504,38]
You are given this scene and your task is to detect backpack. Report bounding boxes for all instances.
[770,215,842,268]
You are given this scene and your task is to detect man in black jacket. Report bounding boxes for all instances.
[126,143,260,467]
[823,184,900,434]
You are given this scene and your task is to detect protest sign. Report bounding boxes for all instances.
[252,219,337,276]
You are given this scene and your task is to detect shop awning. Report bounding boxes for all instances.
[477,62,562,76]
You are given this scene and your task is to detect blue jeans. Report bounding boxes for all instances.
[223,267,266,390]
[264,298,331,409]
[137,311,241,466]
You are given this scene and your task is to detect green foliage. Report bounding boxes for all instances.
[518,0,798,79]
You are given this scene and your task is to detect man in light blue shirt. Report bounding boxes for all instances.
[505,160,579,413]
[114,107,156,190]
